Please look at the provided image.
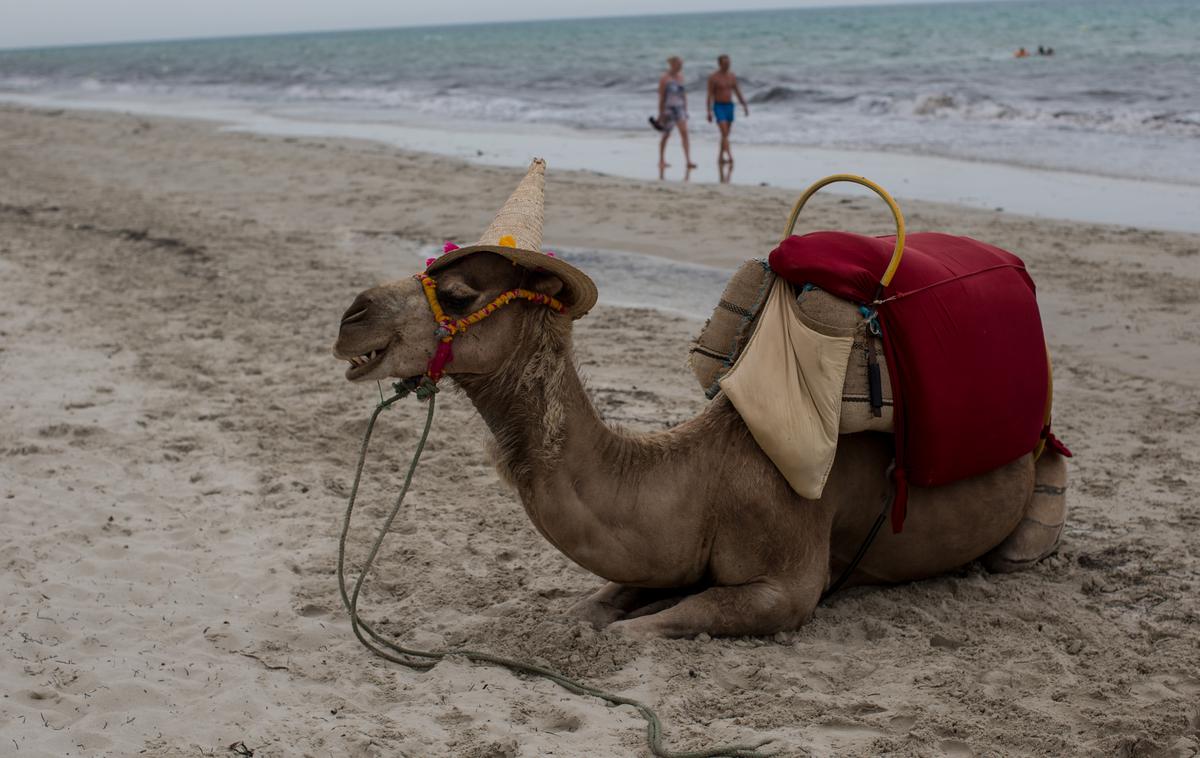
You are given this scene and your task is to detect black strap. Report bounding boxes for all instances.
[820,489,893,603]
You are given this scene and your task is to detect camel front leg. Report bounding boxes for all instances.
[569,582,682,629]
[608,579,820,638]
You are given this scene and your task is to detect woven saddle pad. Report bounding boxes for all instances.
[689,258,893,434]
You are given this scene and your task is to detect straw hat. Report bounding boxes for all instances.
[425,158,598,319]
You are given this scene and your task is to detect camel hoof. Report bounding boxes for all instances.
[984,531,1063,573]
[567,599,623,629]
[607,618,660,640]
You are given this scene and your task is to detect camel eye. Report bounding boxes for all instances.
[439,289,478,313]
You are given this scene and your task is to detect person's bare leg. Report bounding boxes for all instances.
[678,121,698,169]
[658,131,671,179]
[718,121,732,164]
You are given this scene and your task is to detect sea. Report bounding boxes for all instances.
[2,0,1198,201]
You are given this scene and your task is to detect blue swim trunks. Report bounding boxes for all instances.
[713,101,735,123]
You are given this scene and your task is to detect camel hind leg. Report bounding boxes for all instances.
[983,449,1068,573]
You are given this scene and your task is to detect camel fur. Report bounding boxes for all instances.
[333,252,1067,638]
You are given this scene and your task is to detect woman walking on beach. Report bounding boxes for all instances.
[655,56,697,179]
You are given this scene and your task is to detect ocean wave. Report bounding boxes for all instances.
[853,90,1200,138]
[0,75,46,91]
[746,85,851,104]
[748,85,798,104]
[5,67,1197,143]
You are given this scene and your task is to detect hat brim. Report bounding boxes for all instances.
[426,245,598,319]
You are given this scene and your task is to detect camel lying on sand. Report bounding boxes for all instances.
[332,160,1068,638]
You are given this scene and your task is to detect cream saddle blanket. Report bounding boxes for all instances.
[719,279,855,499]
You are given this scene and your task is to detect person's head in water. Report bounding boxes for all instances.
[667,56,682,74]
[717,54,731,73]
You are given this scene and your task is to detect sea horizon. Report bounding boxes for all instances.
[0,0,1027,52]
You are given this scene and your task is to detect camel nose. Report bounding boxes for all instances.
[341,292,372,325]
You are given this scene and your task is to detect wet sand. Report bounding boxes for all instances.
[1,103,1198,757]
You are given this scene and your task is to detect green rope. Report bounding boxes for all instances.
[337,379,773,758]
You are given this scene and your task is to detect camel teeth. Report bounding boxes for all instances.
[346,351,379,369]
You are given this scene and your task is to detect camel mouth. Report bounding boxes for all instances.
[342,344,389,381]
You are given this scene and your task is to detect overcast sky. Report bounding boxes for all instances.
[2,0,995,50]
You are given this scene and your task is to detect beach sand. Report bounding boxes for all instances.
[2,103,1198,757]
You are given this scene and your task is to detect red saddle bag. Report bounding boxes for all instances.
[769,231,1056,530]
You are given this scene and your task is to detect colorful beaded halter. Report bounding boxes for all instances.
[416,271,567,382]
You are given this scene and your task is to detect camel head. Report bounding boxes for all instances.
[332,158,597,384]
[333,253,568,382]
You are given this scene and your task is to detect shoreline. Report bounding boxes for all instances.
[4,91,1200,234]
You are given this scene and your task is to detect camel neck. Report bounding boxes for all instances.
[449,314,745,586]
[451,318,614,495]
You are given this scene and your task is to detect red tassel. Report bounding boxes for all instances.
[890,465,909,533]
[426,340,454,381]
[1044,429,1073,458]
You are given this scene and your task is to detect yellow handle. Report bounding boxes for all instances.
[781,174,906,289]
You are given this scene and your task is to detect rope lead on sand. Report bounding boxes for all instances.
[338,381,773,758]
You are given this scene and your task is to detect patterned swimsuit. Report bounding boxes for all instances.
[661,78,687,130]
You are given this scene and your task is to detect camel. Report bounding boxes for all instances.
[332,160,1068,638]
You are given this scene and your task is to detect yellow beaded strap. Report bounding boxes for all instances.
[416,272,567,381]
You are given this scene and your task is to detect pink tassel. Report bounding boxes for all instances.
[425,257,437,267]
[443,241,460,252]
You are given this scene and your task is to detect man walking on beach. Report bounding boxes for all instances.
[707,54,749,177]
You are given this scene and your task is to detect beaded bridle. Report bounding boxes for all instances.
[415,271,567,382]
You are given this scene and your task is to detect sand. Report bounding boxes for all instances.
[1,103,1198,758]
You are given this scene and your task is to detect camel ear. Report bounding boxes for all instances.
[527,270,565,299]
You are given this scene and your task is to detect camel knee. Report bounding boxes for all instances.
[984,450,1068,573]
[748,582,819,632]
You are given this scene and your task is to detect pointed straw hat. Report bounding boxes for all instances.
[425,158,598,318]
